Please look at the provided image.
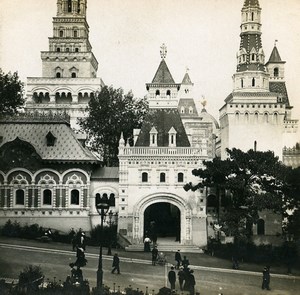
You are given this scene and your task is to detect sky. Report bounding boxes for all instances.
[0,0,300,120]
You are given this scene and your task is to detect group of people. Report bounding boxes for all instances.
[170,250,196,294]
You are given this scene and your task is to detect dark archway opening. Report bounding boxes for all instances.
[144,202,180,242]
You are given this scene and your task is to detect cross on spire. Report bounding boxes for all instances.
[274,39,278,47]
[160,43,167,59]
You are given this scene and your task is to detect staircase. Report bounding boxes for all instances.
[125,237,204,253]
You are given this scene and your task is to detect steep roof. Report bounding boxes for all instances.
[267,46,285,64]
[269,82,290,107]
[0,114,98,163]
[182,72,193,85]
[152,59,175,84]
[178,98,198,117]
[135,109,190,147]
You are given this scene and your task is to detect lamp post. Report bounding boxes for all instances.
[95,193,110,294]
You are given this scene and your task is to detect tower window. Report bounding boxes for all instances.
[160,172,166,183]
[56,48,61,52]
[166,90,171,97]
[68,0,72,12]
[264,113,269,123]
[16,189,25,205]
[155,90,160,96]
[56,72,61,78]
[274,68,279,77]
[59,30,63,37]
[251,12,254,21]
[178,172,184,183]
[252,54,256,61]
[241,78,244,88]
[71,189,80,205]
[142,172,148,182]
[252,78,255,87]
[74,30,78,37]
[75,48,79,52]
[43,189,52,205]
[66,48,69,52]
[109,193,115,207]
[71,72,76,78]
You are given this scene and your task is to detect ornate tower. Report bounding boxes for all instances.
[219,0,298,160]
[25,0,104,129]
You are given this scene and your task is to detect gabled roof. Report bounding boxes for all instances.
[182,72,193,85]
[267,46,285,64]
[0,115,98,163]
[135,109,190,147]
[152,59,175,84]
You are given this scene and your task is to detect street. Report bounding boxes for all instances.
[0,242,299,295]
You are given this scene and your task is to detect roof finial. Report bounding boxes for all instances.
[186,67,190,73]
[201,95,207,108]
[274,39,278,47]
[160,43,167,59]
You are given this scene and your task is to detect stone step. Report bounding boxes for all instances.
[125,244,204,253]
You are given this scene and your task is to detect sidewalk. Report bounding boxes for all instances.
[1,236,299,278]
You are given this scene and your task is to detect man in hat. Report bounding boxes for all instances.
[152,245,158,266]
[262,266,271,290]
[175,249,182,269]
[168,266,176,291]
[178,266,185,291]
[111,253,120,274]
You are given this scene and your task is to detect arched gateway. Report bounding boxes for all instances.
[132,193,192,245]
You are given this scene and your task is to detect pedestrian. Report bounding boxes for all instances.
[144,236,151,252]
[80,232,86,250]
[168,266,176,291]
[188,269,196,295]
[182,255,190,269]
[69,228,76,251]
[175,249,182,269]
[178,266,185,291]
[262,266,271,290]
[152,245,158,266]
[111,253,120,274]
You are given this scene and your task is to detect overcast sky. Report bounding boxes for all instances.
[0,0,300,120]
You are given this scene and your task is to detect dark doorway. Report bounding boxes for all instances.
[144,202,180,241]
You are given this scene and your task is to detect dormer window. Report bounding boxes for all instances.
[180,106,185,114]
[252,54,256,61]
[168,127,177,147]
[46,131,56,146]
[189,106,193,114]
[150,127,158,147]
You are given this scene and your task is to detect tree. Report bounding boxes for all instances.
[185,148,287,244]
[79,85,148,166]
[0,69,25,115]
[18,265,44,292]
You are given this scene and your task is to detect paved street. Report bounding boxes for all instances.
[0,240,299,295]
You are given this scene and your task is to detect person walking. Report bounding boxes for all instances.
[188,269,196,295]
[152,246,158,266]
[182,255,190,269]
[178,266,185,291]
[175,250,182,269]
[144,236,151,252]
[111,253,120,274]
[168,266,176,291]
[262,266,271,290]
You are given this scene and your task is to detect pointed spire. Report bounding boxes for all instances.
[267,41,284,63]
[152,59,175,84]
[182,68,193,85]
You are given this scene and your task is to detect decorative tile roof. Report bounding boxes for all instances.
[91,167,119,179]
[152,59,176,84]
[243,0,260,7]
[269,82,290,106]
[0,115,98,163]
[135,109,190,147]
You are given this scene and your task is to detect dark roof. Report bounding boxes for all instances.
[178,99,198,117]
[269,82,290,106]
[182,72,193,85]
[243,0,260,7]
[91,167,119,179]
[266,46,285,64]
[0,115,98,163]
[152,59,175,84]
[135,109,190,147]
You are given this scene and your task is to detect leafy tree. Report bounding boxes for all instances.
[18,265,44,292]
[79,85,148,166]
[185,148,287,244]
[0,69,25,115]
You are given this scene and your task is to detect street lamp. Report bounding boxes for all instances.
[107,210,118,255]
[95,193,110,294]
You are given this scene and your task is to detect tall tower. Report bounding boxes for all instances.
[219,0,297,160]
[25,0,104,129]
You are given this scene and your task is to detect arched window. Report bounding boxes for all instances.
[57,47,61,52]
[155,90,160,96]
[252,54,256,61]
[264,113,269,123]
[257,219,265,235]
[74,30,78,37]
[109,193,115,207]
[43,189,52,205]
[254,112,259,123]
[252,78,255,87]
[189,106,193,114]
[178,172,184,183]
[59,30,63,37]
[142,172,148,182]
[245,112,249,123]
[251,12,254,21]
[56,72,61,78]
[71,72,76,78]
[274,68,279,77]
[71,189,80,205]
[235,112,240,122]
[16,189,25,205]
[160,172,166,183]
[66,48,70,52]
[166,90,171,97]
[171,135,174,144]
[274,113,278,124]
[180,106,185,114]
[68,0,72,12]
[75,48,79,52]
